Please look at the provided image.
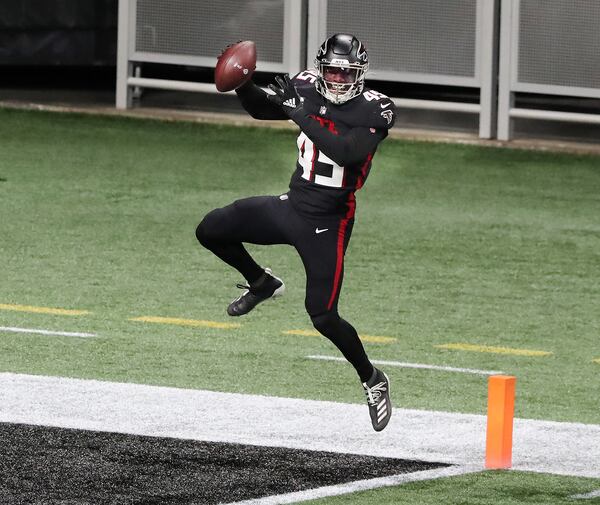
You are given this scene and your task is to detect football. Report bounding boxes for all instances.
[214,41,257,92]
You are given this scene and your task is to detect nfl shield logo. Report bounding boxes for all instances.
[319,106,327,115]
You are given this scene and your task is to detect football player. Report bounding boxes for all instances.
[196,34,395,431]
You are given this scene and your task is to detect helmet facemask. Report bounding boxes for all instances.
[315,60,368,104]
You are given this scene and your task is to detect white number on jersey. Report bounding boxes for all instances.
[363,90,388,102]
[295,70,318,83]
[296,132,344,188]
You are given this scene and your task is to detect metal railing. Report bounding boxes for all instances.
[497,0,600,140]
[117,0,304,108]
[116,0,600,142]
[306,0,499,139]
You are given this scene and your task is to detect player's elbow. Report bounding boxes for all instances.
[245,109,264,120]
[242,104,281,121]
[239,103,263,120]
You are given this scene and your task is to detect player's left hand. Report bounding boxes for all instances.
[267,74,302,116]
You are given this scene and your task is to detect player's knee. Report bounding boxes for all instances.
[310,311,341,337]
[195,209,223,247]
[195,220,210,247]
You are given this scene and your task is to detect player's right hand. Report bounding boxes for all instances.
[267,74,302,116]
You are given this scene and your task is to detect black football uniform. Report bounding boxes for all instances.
[237,69,396,218]
[196,71,395,382]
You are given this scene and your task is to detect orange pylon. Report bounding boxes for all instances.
[485,375,516,469]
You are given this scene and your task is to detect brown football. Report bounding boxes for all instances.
[214,41,257,92]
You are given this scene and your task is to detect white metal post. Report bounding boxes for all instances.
[284,0,305,75]
[306,0,328,70]
[116,0,133,109]
[497,0,515,140]
[478,0,499,139]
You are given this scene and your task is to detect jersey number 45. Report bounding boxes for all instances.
[297,132,344,188]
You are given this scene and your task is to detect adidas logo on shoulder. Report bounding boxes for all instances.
[283,98,297,108]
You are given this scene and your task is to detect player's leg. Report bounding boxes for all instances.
[196,195,290,282]
[296,216,392,431]
[297,218,373,381]
[195,195,289,315]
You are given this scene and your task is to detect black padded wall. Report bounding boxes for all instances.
[0,0,118,65]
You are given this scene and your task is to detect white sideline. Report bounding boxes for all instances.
[570,489,600,500]
[0,373,599,480]
[307,354,504,375]
[0,326,97,338]
[223,465,480,505]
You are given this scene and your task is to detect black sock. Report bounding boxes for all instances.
[365,368,379,387]
[338,318,374,382]
[201,241,264,284]
[312,313,374,382]
[250,270,269,289]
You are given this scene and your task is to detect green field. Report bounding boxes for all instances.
[306,471,600,504]
[1,108,599,503]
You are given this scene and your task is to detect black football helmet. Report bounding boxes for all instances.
[315,33,368,104]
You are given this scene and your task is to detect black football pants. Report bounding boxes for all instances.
[195,194,374,382]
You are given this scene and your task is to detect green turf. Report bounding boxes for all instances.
[0,107,599,427]
[306,471,600,504]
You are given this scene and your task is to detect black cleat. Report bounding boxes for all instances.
[227,268,285,317]
[363,368,392,432]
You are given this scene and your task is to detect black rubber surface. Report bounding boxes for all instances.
[0,422,448,504]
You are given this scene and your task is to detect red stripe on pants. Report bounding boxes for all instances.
[327,218,349,311]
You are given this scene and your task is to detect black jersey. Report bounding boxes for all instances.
[236,69,396,218]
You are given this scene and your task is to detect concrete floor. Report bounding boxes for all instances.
[1,86,599,155]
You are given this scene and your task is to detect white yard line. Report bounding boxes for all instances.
[307,354,504,376]
[0,326,96,338]
[0,373,598,479]
[223,465,480,505]
[570,489,600,500]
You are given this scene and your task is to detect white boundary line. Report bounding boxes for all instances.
[307,355,504,376]
[223,465,480,505]
[2,373,599,478]
[570,489,600,500]
[0,326,97,338]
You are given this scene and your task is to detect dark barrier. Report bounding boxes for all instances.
[0,0,117,65]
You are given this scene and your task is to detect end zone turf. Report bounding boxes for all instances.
[0,422,453,505]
